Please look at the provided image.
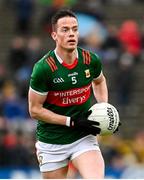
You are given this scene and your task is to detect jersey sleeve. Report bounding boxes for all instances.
[30,61,49,95]
[91,53,102,79]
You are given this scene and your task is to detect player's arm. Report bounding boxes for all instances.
[92,72,108,103]
[28,88,100,134]
[28,88,67,125]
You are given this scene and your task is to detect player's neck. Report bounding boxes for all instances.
[55,47,77,65]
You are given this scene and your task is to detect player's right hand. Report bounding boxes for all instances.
[113,122,122,133]
[66,111,101,135]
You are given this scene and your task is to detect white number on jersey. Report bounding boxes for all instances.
[71,76,77,84]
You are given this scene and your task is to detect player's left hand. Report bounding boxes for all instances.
[69,110,101,135]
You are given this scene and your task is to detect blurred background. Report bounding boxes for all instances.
[0,0,144,178]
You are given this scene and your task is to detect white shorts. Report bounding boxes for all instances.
[35,135,100,172]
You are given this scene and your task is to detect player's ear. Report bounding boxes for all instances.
[51,31,57,41]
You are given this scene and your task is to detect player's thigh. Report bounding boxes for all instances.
[36,141,69,178]
[72,150,105,179]
[42,166,68,179]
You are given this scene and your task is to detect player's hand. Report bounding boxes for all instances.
[67,110,101,135]
[114,122,122,133]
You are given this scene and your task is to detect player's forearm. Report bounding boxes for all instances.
[29,105,67,126]
[92,76,108,103]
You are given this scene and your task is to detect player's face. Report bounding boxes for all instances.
[52,17,79,51]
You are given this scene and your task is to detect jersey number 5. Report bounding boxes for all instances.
[71,76,77,84]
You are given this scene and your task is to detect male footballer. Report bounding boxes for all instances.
[28,8,108,179]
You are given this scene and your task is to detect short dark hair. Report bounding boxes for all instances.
[51,9,77,31]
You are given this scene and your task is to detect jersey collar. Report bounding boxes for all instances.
[54,49,78,69]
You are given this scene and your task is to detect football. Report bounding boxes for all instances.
[88,102,120,135]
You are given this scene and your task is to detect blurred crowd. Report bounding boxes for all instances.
[0,0,144,177]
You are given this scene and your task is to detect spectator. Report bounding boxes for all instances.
[8,36,28,74]
[1,80,28,119]
[102,25,121,63]
[14,0,35,35]
[27,37,43,70]
[0,117,9,167]
[115,52,135,105]
[117,20,142,62]
[7,130,35,167]
[39,0,76,34]
[132,131,144,163]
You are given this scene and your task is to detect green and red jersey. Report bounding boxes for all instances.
[30,47,102,144]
